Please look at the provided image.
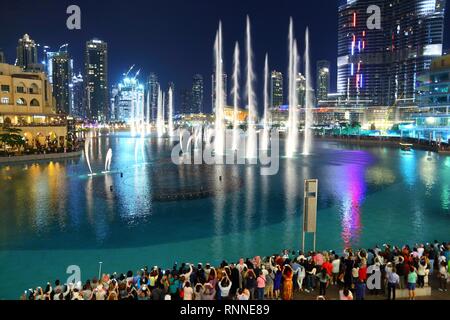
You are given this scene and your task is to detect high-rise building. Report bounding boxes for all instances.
[296,73,306,107]
[16,34,38,71]
[270,71,284,108]
[191,74,204,113]
[52,51,72,114]
[180,89,192,114]
[70,72,85,118]
[337,0,447,108]
[0,50,5,63]
[316,60,330,102]
[211,72,227,111]
[147,73,159,121]
[84,39,109,121]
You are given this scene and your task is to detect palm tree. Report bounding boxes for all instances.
[0,126,26,154]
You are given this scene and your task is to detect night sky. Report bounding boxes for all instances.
[1,0,450,112]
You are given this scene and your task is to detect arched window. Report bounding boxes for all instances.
[30,99,40,107]
[29,83,39,94]
[16,98,27,106]
[16,82,27,94]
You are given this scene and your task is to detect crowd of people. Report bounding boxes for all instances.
[22,241,450,301]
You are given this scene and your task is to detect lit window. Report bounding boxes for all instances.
[1,97,9,104]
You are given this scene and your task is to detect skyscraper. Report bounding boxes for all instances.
[16,34,38,71]
[191,74,204,113]
[71,73,85,118]
[180,89,192,114]
[316,60,330,102]
[337,0,447,107]
[52,50,72,114]
[0,50,5,63]
[84,39,109,121]
[147,73,159,121]
[270,71,284,108]
[297,73,306,107]
[212,72,227,111]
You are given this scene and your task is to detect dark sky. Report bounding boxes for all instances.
[1,0,450,112]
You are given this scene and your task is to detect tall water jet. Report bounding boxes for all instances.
[232,42,240,151]
[156,88,164,137]
[246,16,258,159]
[286,18,299,158]
[168,87,174,137]
[303,27,313,156]
[84,139,93,175]
[104,148,113,172]
[214,22,225,156]
[261,53,270,151]
[146,86,151,134]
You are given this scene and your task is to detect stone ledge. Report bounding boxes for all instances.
[0,151,82,164]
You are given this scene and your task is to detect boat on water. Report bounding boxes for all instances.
[400,143,413,151]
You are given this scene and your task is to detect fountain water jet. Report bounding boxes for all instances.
[261,53,270,151]
[156,88,165,137]
[168,87,174,137]
[232,42,240,151]
[104,148,113,173]
[214,22,225,156]
[246,16,258,159]
[286,18,299,158]
[303,28,313,156]
[84,139,93,175]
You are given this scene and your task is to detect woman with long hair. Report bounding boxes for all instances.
[273,265,282,300]
[281,265,294,300]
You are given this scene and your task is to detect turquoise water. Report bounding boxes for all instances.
[0,132,449,299]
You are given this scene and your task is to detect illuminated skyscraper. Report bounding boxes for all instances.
[191,74,204,113]
[147,73,159,121]
[71,73,85,118]
[316,60,330,102]
[180,89,192,115]
[270,71,284,108]
[84,39,109,121]
[52,50,72,114]
[337,0,447,107]
[16,34,38,71]
[296,73,306,107]
[0,49,5,63]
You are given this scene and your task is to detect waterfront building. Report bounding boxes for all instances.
[147,73,159,121]
[316,60,331,103]
[0,62,67,147]
[337,0,447,108]
[270,71,284,108]
[191,74,204,114]
[70,73,84,118]
[52,50,72,115]
[84,39,109,121]
[16,34,38,71]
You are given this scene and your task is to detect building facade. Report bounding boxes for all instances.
[270,71,284,108]
[337,0,447,108]
[0,62,67,147]
[70,73,85,118]
[84,39,109,121]
[16,34,38,71]
[316,60,331,103]
[297,73,306,107]
[147,73,159,121]
[52,51,72,115]
[191,74,204,114]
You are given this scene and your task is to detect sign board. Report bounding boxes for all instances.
[303,179,318,233]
